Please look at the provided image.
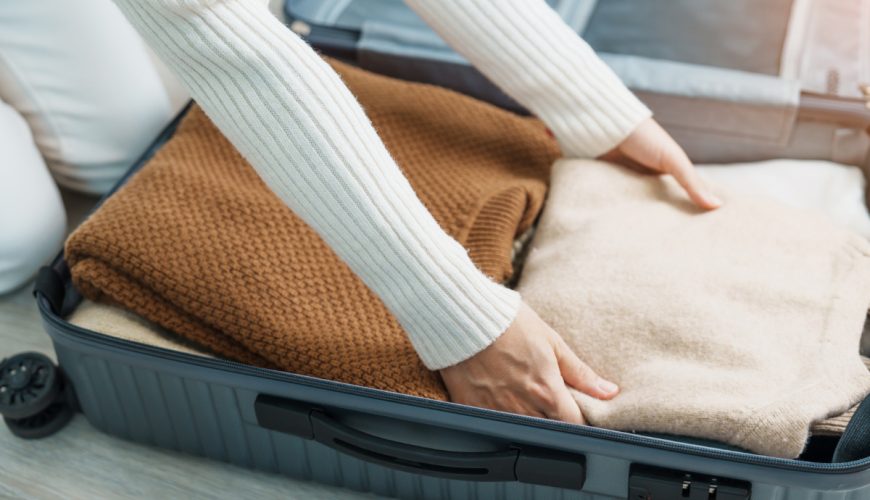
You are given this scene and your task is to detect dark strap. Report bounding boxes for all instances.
[833,394,870,462]
[33,266,64,315]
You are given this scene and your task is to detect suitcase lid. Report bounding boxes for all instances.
[781,0,870,102]
[284,0,870,165]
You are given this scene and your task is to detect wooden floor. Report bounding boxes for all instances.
[0,191,374,499]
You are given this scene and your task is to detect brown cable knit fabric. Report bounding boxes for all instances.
[65,60,558,399]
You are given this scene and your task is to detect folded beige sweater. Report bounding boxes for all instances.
[68,301,211,358]
[518,159,870,458]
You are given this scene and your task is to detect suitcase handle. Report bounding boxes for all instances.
[254,394,585,489]
[310,410,519,480]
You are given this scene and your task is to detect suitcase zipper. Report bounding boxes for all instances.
[36,297,870,475]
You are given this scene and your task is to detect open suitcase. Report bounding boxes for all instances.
[4,1,870,499]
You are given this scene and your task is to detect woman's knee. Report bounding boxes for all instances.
[0,102,66,294]
[0,0,188,195]
[0,208,66,295]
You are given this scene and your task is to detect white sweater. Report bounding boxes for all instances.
[112,0,651,370]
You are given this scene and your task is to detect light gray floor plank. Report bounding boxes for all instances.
[0,417,374,500]
[0,191,376,499]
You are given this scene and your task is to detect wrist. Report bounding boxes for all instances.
[407,282,521,371]
[545,81,652,159]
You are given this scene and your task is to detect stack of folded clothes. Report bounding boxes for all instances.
[65,60,558,400]
[64,56,870,458]
[71,155,870,446]
[517,159,870,458]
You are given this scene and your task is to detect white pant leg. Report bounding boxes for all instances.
[0,0,188,195]
[0,101,66,294]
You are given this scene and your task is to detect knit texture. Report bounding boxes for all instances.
[518,159,870,458]
[696,160,870,239]
[70,300,211,358]
[111,0,532,370]
[111,0,649,368]
[405,0,652,158]
[65,62,557,399]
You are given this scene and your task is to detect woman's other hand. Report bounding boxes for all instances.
[439,302,618,424]
[601,118,722,210]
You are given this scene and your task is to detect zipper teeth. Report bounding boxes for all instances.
[39,299,870,475]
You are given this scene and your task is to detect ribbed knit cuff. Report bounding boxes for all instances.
[406,0,652,158]
[397,268,522,370]
[112,0,521,371]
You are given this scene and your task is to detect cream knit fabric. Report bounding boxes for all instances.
[111,0,650,370]
[69,301,211,357]
[697,160,870,239]
[518,159,870,458]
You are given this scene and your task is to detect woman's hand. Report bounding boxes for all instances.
[601,118,722,210]
[439,302,618,424]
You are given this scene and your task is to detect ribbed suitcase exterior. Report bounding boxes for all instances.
[39,302,870,500]
[49,330,587,499]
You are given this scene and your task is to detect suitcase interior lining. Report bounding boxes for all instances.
[582,0,795,76]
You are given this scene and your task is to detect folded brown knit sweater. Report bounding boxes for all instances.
[65,61,558,399]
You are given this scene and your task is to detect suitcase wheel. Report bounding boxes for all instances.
[0,352,61,420]
[3,401,74,440]
[0,352,74,439]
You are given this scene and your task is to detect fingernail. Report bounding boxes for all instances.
[597,378,619,394]
[705,192,723,208]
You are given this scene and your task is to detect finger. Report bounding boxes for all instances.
[659,147,722,210]
[554,339,619,400]
[601,149,658,176]
[546,382,586,425]
[597,148,624,165]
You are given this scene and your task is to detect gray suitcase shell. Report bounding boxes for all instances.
[27,108,870,499]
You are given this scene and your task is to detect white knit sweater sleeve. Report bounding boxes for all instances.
[405,0,652,158]
[111,0,521,370]
[112,0,648,371]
